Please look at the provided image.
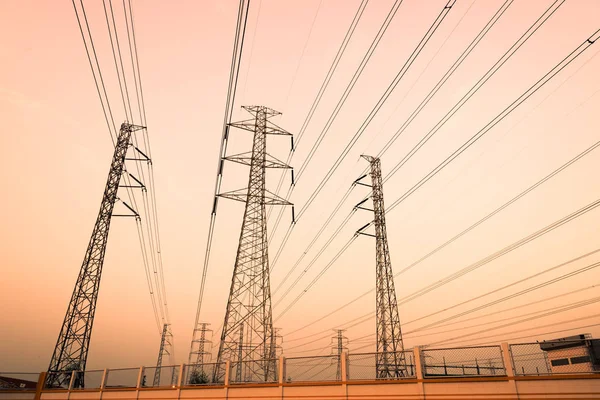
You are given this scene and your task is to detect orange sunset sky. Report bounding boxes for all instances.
[1,0,600,372]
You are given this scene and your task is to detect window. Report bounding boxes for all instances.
[570,356,591,364]
[551,358,569,366]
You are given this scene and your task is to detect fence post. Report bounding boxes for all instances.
[341,351,348,382]
[34,372,46,400]
[136,367,144,389]
[501,342,519,397]
[279,355,285,398]
[100,369,108,389]
[177,364,184,387]
[278,355,285,384]
[413,347,425,398]
[68,371,76,391]
[341,352,348,398]
[224,361,231,386]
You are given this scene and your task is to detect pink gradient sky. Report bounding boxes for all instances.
[1,0,600,371]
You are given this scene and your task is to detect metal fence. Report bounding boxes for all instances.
[43,372,71,389]
[347,351,416,380]
[510,340,598,375]
[70,370,103,389]
[141,366,178,388]
[229,359,279,384]
[0,373,40,390]
[104,367,139,388]
[182,363,226,386]
[422,346,505,377]
[284,355,341,383]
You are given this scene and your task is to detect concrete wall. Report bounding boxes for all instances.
[2,344,599,400]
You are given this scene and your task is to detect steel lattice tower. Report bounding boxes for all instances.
[331,330,348,380]
[153,324,173,387]
[190,323,212,366]
[215,105,293,383]
[356,155,407,379]
[47,123,144,388]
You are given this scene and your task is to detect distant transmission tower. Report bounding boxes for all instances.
[274,328,284,357]
[355,155,407,379]
[190,323,213,366]
[47,123,144,388]
[331,330,348,380]
[215,106,293,382]
[153,324,174,387]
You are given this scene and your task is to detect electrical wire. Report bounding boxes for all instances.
[283,85,600,339]
[189,0,251,364]
[273,24,600,326]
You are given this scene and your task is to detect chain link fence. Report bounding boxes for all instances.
[0,373,40,390]
[284,355,341,383]
[182,363,226,386]
[422,346,505,377]
[43,372,71,389]
[510,339,600,375]
[104,367,139,388]
[347,351,416,380]
[71,370,103,389]
[229,359,279,384]
[141,366,178,388]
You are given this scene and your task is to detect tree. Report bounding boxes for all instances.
[189,369,209,385]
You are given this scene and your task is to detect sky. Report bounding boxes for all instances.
[1,0,600,372]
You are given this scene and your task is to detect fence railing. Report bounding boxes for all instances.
[347,351,416,380]
[422,345,506,377]
[182,363,225,386]
[284,355,341,383]
[141,366,178,388]
[9,340,600,391]
[104,367,140,388]
[229,359,279,384]
[510,340,599,375]
[0,373,40,391]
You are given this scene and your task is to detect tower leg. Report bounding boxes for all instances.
[47,123,144,388]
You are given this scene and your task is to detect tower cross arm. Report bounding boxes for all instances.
[224,152,292,169]
[228,120,292,136]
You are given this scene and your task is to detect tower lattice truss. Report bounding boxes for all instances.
[357,155,407,379]
[215,106,293,383]
[47,123,144,388]
[153,323,175,387]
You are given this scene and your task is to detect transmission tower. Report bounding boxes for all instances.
[331,330,348,380]
[355,155,407,379]
[190,323,213,366]
[214,105,293,383]
[46,123,144,388]
[273,328,284,357]
[152,323,174,387]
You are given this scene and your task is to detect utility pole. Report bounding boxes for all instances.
[215,106,294,383]
[153,324,174,387]
[331,330,348,381]
[355,155,407,379]
[46,123,144,388]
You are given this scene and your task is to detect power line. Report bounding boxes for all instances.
[283,245,600,351]
[282,83,600,339]
[274,24,600,326]
[189,0,251,364]
[267,0,369,225]
[269,0,522,288]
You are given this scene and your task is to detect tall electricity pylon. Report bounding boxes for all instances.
[331,330,348,380]
[190,323,213,366]
[355,155,407,379]
[215,105,293,383]
[47,123,144,388]
[153,324,174,387]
